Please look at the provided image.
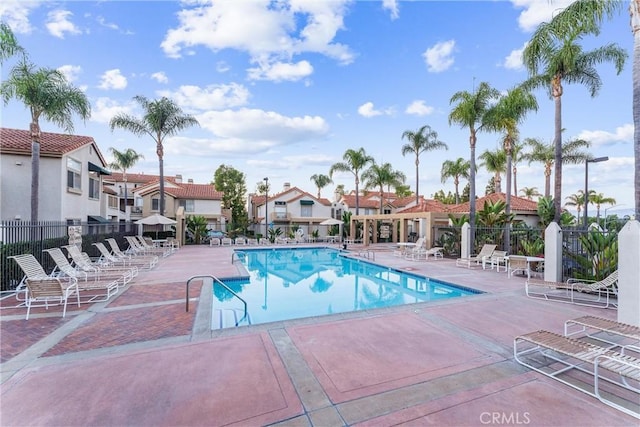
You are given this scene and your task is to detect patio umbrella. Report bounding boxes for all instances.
[135,214,177,239]
[319,218,343,241]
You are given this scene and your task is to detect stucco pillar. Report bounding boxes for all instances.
[461,223,471,259]
[618,220,640,326]
[392,220,398,243]
[544,222,563,282]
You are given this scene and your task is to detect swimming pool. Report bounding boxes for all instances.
[214,248,481,328]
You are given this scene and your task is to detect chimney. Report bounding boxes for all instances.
[175,174,182,184]
[187,178,193,184]
[283,182,290,191]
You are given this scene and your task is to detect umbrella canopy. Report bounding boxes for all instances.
[135,213,177,225]
[319,218,343,226]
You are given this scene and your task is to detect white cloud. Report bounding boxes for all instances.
[382,0,399,20]
[151,71,169,84]
[160,0,353,82]
[157,83,250,111]
[576,124,633,147]
[90,97,134,123]
[216,61,230,73]
[423,40,455,73]
[57,65,82,82]
[98,69,127,90]
[503,42,527,70]
[0,0,38,34]
[247,60,313,82]
[405,100,434,116]
[96,15,119,31]
[358,102,382,118]
[510,0,576,32]
[46,9,81,39]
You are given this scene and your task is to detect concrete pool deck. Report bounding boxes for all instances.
[0,243,636,426]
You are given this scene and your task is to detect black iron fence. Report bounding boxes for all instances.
[1,220,137,292]
[432,225,545,258]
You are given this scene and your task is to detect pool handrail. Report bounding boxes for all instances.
[185,275,249,327]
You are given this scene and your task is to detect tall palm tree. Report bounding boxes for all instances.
[310,174,333,199]
[1,60,91,222]
[522,10,627,222]
[109,147,145,217]
[510,141,524,197]
[440,157,471,204]
[521,137,590,198]
[520,186,541,200]
[449,81,500,248]
[0,22,24,64]
[479,148,507,194]
[591,192,617,220]
[110,96,199,216]
[564,190,590,218]
[329,148,374,215]
[401,124,448,205]
[362,162,406,213]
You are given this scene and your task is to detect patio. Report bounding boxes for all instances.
[0,244,635,426]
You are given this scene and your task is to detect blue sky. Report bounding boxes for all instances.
[1,0,634,216]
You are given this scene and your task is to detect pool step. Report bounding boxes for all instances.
[212,308,252,329]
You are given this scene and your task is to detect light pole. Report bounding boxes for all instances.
[584,156,608,228]
[263,177,269,241]
[604,204,623,231]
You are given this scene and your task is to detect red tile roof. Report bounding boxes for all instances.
[135,181,222,200]
[0,127,108,165]
[448,193,538,213]
[105,172,174,185]
[398,199,449,213]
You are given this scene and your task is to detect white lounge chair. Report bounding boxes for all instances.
[456,244,496,268]
[525,270,618,309]
[23,276,80,320]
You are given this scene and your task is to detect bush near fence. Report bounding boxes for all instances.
[1,221,137,292]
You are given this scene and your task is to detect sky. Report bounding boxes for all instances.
[0,0,634,217]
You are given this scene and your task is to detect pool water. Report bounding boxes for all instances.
[214,248,481,328]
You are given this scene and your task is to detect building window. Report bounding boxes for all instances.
[88,172,100,199]
[301,205,312,217]
[152,198,160,211]
[67,158,81,192]
[108,195,118,209]
[179,199,195,212]
[383,208,392,215]
[274,201,287,219]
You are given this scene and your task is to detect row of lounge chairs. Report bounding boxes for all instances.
[514,315,639,418]
[8,236,168,319]
[456,244,544,278]
[209,236,316,247]
[392,237,444,261]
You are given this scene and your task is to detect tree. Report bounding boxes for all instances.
[520,186,541,200]
[362,162,406,213]
[510,141,524,197]
[590,192,617,221]
[521,137,590,198]
[108,148,144,217]
[310,174,332,199]
[564,190,591,217]
[329,148,374,215]
[1,60,91,222]
[0,22,24,64]
[440,157,471,204]
[449,81,500,249]
[479,148,507,193]
[213,165,248,231]
[523,8,627,222]
[401,124,448,205]
[394,184,412,198]
[110,96,199,216]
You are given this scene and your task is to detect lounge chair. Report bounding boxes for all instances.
[23,276,80,320]
[221,237,233,246]
[455,244,496,268]
[62,245,137,282]
[514,329,640,418]
[93,242,157,270]
[105,238,160,269]
[525,270,618,309]
[209,237,221,247]
[138,236,172,257]
[125,236,168,257]
[507,255,530,278]
[246,238,258,245]
[7,254,56,304]
[564,315,640,353]
[235,237,247,245]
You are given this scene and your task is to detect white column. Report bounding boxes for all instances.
[461,223,471,259]
[618,220,640,326]
[544,222,563,282]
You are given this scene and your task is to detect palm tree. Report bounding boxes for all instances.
[521,137,590,198]
[520,186,541,200]
[591,192,617,221]
[110,96,199,216]
[522,10,627,222]
[362,162,406,213]
[329,148,374,215]
[1,60,91,222]
[565,190,590,218]
[479,148,507,194]
[109,148,144,218]
[449,81,500,248]
[310,174,333,199]
[401,125,448,205]
[440,157,471,204]
[0,22,24,64]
